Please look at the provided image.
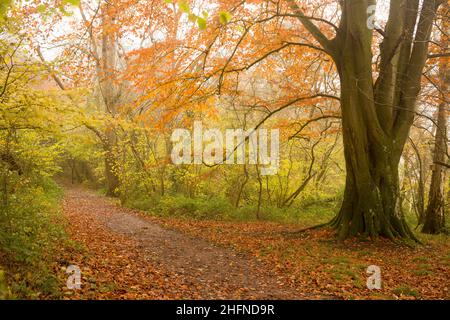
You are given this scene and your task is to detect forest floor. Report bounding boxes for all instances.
[60,186,310,299]
[59,185,449,300]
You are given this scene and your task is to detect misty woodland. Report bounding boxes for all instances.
[0,0,448,300]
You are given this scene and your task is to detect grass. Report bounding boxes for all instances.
[124,192,338,229]
[412,263,434,276]
[393,285,420,298]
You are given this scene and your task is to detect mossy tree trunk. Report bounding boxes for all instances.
[288,0,443,240]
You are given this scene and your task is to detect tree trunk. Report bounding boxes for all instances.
[312,0,442,241]
[105,145,120,197]
[329,66,415,240]
[330,151,415,240]
[100,3,120,197]
[422,61,448,233]
[408,139,426,223]
[422,102,447,233]
[268,0,441,241]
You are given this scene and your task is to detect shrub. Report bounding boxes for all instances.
[149,194,235,220]
[0,178,66,298]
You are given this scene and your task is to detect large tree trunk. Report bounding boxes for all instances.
[330,143,414,240]
[316,0,441,241]
[422,23,449,233]
[329,51,414,240]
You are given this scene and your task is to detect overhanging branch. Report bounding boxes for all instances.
[285,0,336,56]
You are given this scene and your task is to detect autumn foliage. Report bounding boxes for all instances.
[0,0,448,300]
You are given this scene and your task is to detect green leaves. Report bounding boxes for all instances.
[219,11,231,25]
[178,0,190,13]
[60,0,81,16]
[0,0,13,21]
[64,0,80,5]
[197,17,206,30]
[162,0,232,30]
[163,0,190,14]
[35,0,79,17]
[37,4,47,14]
[173,0,208,31]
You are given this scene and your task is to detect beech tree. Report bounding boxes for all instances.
[289,0,447,240]
[207,0,446,240]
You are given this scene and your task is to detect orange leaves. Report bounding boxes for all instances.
[58,184,450,300]
[61,187,190,299]
[61,186,301,299]
[157,217,450,300]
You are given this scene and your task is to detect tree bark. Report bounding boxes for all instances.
[329,56,415,240]
[104,142,120,197]
[422,11,449,233]
[101,3,120,197]
[408,139,426,223]
[422,100,448,234]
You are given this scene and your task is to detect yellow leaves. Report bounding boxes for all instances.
[64,0,80,6]
[0,0,13,20]
[36,4,47,14]
[218,11,232,25]
[197,17,207,30]
[178,0,190,14]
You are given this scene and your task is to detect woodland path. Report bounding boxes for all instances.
[62,185,310,299]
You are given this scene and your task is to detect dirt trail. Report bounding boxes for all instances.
[62,186,308,299]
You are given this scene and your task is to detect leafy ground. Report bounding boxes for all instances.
[154,220,449,300]
[60,186,449,300]
[61,186,309,299]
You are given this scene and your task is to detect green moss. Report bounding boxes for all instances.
[393,285,420,298]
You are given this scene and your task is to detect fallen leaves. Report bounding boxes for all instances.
[59,188,189,299]
[58,186,449,300]
[148,217,450,300]
[59,187,305,299]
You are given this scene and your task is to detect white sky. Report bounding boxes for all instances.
[39,0,392,61]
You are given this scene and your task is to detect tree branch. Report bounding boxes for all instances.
[285,0,336,56]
